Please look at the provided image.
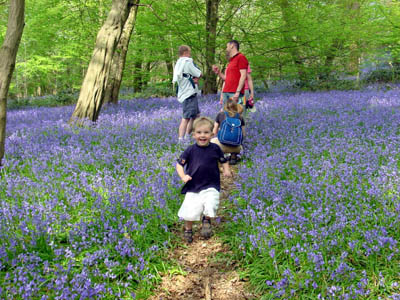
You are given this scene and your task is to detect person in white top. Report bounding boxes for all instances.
[173,45,202,142]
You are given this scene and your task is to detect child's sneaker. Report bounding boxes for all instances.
[184,229,193,243]
[200,217,212,239]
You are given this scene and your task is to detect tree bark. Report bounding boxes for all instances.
[142,61,151,88]
[104,0,140,104]
[162,39,173,85]
[347,1,361,76]
[322,39,342,80]
[278,0,307,85]
[132,58,143,92]
[165,56,173,85]
[203,0,220,94]
[0,0,25,166]
[70,0,135,123]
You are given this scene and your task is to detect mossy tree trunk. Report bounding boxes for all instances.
[0,0,25,166]
[70,0,136,123]
[104,0,140,104]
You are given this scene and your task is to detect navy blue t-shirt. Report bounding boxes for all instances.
[177,143,227,194]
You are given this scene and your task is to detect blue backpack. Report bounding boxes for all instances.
[217,112,243,146]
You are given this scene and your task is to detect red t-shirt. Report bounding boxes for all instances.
[223,53,249,94]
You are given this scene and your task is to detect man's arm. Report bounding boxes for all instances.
[232,69,247,102]
[212,65,226,81]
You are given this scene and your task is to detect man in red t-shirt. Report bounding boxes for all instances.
[216,40,248,105]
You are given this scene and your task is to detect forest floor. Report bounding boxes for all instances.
[148,165,258,300]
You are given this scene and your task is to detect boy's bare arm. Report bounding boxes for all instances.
[176,163,192,183]
[221,162,232,178]
[220,82,225,104]
[212,122,219,136]
[247,73,254,99]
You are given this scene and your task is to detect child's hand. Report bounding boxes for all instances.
[223,169,232,178]
[181,174,192,183]
[212,65,219,74]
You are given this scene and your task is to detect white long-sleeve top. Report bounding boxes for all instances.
[173,57,202,103]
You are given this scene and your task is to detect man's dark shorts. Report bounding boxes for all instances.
[182,94,200,119]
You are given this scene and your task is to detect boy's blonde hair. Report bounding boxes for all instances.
[224,98,243,117]
[179,45,191,56]
[193,116,214,131]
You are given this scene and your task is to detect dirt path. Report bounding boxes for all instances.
[148,166,257,300]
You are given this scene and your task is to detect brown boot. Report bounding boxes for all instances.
[184,229,193,243]
[200,216,212,239]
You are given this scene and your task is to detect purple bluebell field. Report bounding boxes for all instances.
[2,89,400,299]
[229,88,400,299]
[1,98,201,299]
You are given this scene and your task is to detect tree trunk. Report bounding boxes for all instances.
[278,0,307,85]
[0,0,25,166]
[142,61,151,88]
[71,0,135,123]
[104,0,140,104]
[203,0,220,94]
[132,58,143,92]
[165,57,173,85]
[321,39,342,80]
[347,1,361,76]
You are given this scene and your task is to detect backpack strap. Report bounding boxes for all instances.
[183,73,196,89]
[224,111,229,119]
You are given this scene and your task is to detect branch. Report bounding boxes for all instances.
[216,2,248,37]
[136,2,167,22]
[378,4,400,29]
[193,0,206,19]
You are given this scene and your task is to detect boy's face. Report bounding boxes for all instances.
[193,123,213,147]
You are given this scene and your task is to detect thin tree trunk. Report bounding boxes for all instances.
[105,0,140,104]
[0,0,25,166]
[142,61,151,88]
[278,0,307,85]
[70,0,135,123]
[204,0,219,94]
[132,58,143,92]
[162,39,173,85]
[347,1,361,76]
[165,57,173,85]
[322,39,342,80]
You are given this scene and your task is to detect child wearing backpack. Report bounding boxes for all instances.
[211,98,246,165]
[176,117,232,243]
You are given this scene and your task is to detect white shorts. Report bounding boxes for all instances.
[178,188,220,221]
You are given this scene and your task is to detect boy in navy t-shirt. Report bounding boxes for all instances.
[176,116,232,243]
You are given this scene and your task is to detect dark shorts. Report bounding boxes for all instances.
[182,94,200,119]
